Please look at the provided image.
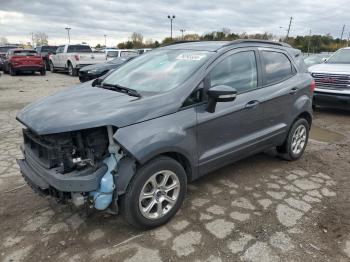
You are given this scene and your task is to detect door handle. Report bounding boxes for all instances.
[289,88,299,95]
[245,100,260,109]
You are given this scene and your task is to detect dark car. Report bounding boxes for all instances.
[35,45,58,70]
[16,40,313,229]
[3,49,45,76]
[78,56,135,82]
[0,45,18,71]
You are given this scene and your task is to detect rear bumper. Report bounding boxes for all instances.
[313,90,350,109]
[17,145,107,192]
[13,65,44,71]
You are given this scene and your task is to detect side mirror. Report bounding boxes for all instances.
[206,85,237,113]
[92,77,103,87]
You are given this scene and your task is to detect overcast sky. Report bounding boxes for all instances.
[0,0,349,46]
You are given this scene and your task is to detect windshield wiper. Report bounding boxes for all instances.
[101,83,142,98]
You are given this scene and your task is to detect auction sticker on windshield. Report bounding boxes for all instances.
[176,54,207,61]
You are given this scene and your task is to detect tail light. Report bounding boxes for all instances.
[74,55,80,61]
[310,79,316,93]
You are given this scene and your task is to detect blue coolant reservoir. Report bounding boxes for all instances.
[89,155,117,210]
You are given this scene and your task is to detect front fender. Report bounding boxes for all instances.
[114,108,197,174]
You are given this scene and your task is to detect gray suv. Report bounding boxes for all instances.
[16,40,314,229]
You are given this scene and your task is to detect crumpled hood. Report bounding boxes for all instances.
[309,63,350,74]
[17,83,179,135]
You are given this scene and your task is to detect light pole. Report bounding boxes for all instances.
[167,15,175,40]
[180,29,186,40]
[65,27,71,44]
[104,34,107,48]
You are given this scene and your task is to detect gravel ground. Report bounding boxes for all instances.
[0,72,349,262]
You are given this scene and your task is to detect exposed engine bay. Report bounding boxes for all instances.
[23,127,110,173]
[20,126,128,212]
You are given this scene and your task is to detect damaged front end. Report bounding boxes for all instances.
[17,125,131,213]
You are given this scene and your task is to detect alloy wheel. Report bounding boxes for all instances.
[291,124,307,155]
[138,170,180,220]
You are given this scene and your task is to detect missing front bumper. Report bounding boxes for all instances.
[17,156,107,192]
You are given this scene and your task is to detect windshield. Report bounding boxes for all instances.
[108,57,132,64]
[304,55,324,66]
[120,51,137,57]
[326,49,350,64]
[0,46,17,53]
[13,50,37,56]
[103,49,212,93]
[41,46,58,52]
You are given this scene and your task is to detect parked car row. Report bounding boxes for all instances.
[0,44,150,78]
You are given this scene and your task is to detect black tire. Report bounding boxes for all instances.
[50,61,56,73]
[9,66,16,76]
[45,60,50,71]
[68,62,77,76]
[121,156,187,229]
[40,69,46,76]
[277,118,309,161]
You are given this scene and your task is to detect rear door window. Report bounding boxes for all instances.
[262,51,295,85]
[210,51,258,94]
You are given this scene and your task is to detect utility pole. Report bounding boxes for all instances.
[104,34,107,48]
[65,27,71,44]
[167,15,176,40]
[31,32,34,47]
[180,29,186,40]
[285,17,293,42]
[307,29,312,55]
[340,24,346,48]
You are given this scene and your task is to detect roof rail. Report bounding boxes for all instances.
[224,39,291,48]
[162,40,201,47]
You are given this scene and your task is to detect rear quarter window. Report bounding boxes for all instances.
[262,51,296,85]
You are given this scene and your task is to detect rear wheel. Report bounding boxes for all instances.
[9,66,16,76]
[40,69,46,75]
[277,118,309,161]
[68,62,77,76]
[45,60,50,71]
[121,156,187,229]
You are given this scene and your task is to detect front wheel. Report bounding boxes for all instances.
[277,118,309,161]
[121,156,187,229]
[50,61,56,73]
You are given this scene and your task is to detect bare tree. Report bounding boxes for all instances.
[0,37,8,45]
[130,32,143,48]
[33,32,48,46]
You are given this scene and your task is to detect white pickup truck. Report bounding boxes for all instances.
[49,44,106,76]
[309,47,350,110]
